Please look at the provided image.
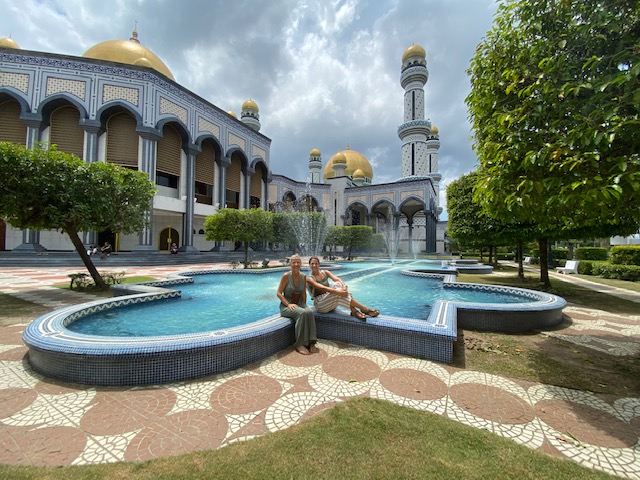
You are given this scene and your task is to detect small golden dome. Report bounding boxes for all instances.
[402,44,426,62]
[82,27,174,80]
[333,152,347,164]
[228,110,237,119]
[323,147,373,180]
[353,168,365,178]
[430,124,439,134]
[242,99,259,112]
[309,148,321,157]
[0,37,20,49]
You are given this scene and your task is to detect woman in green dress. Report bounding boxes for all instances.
[277,255,318,355]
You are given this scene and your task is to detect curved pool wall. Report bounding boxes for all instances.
[23,267,566,386]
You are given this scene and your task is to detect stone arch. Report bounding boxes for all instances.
[345,201,369,226]
[0,89,31,116]
[0,94,27,144]
[158,227,179,252]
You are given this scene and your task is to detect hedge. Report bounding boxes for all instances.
[575,247,608,261]
[610,245,640,266]
[591,263,640,282]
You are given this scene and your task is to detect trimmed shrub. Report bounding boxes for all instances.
[577,260,605,276]
[575,247,608,261]
[551,248,568,260]
[610,245,640,266]
[592,263,640,282]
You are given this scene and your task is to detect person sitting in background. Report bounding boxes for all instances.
[86,244,98,256]
[306,256,379,319]
[100,242,112,258]
[170,242,179,254]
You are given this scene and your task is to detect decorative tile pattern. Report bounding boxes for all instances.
[0,71,29,93]
[46,77,86,100]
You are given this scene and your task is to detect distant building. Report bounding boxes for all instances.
[0,31,443,254]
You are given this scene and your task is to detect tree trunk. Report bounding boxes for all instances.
[538,237,550,287]
[66,227,107,289]
[244,242,249,268]
[517,239,524,279]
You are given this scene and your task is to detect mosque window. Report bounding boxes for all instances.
[195,181,213,205]
[156,171,178,189]
[412,91,416,120]
[226,189,239,209]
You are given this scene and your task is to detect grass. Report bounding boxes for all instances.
[456,266,640,395]
[0,398,616,480]
[52,276,157,294]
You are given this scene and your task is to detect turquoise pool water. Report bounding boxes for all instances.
[68,261,530,337]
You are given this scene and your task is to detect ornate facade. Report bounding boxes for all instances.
[0,33,443,254]
[0,31,270,252]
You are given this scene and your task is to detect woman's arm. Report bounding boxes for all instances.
[325,270,346,287]
[307,272,347,296]
[277,274,291,306]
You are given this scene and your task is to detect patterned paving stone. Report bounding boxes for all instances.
[0,388,37,418]
[210,374,283,414]
[80,389,176,435]
[535,400,640,448]
[0,424,87,466]
[124,409,228,462]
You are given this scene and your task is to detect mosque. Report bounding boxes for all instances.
[0,29,445,254]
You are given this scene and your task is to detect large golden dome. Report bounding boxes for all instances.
[402,44,426,62]
[82,28,174,80]
[0,37,20,49]
[323,146,373,180]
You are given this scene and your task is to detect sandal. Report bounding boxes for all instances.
[295,346,310,355]
[350,309,366,320]
[363,308,380,317]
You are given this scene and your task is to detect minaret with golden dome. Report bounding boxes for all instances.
[398,44,439,182]
[241,99,260,132]
[308,148,322,183]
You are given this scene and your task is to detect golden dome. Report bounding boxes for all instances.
[402,44,426,62]
[82,28,174,80]
[333,152,347,164]
[0,37,20,49]
[430,124,439,134]
[309,147,321,157]
[242,99,259,112]
[353,168,365,178]
[228,110,237,119]
[323,147,373,180]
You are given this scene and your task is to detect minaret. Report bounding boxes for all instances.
[308,148,322,183]
[398,44,439,181]
[241,99,260,132]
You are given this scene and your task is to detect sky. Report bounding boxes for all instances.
[0,0,499,218]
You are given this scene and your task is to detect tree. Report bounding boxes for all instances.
[325,225,373,260]
[466,0,640,285]
[0,142,156,289]
[447,171,538,276]
[204,208,273,267]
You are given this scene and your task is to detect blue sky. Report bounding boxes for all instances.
[0,0,499,217]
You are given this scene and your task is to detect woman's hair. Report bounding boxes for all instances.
[308,256,320,265]
[290,254,301,262]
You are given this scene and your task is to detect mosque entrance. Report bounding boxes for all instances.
[159,227,179,252]
[97,230,117,253]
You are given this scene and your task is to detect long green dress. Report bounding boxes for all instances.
[279,271,316,348]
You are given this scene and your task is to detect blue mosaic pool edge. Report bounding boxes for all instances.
[23,267,566,385]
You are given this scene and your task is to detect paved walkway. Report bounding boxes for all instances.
[0,264,639,478]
